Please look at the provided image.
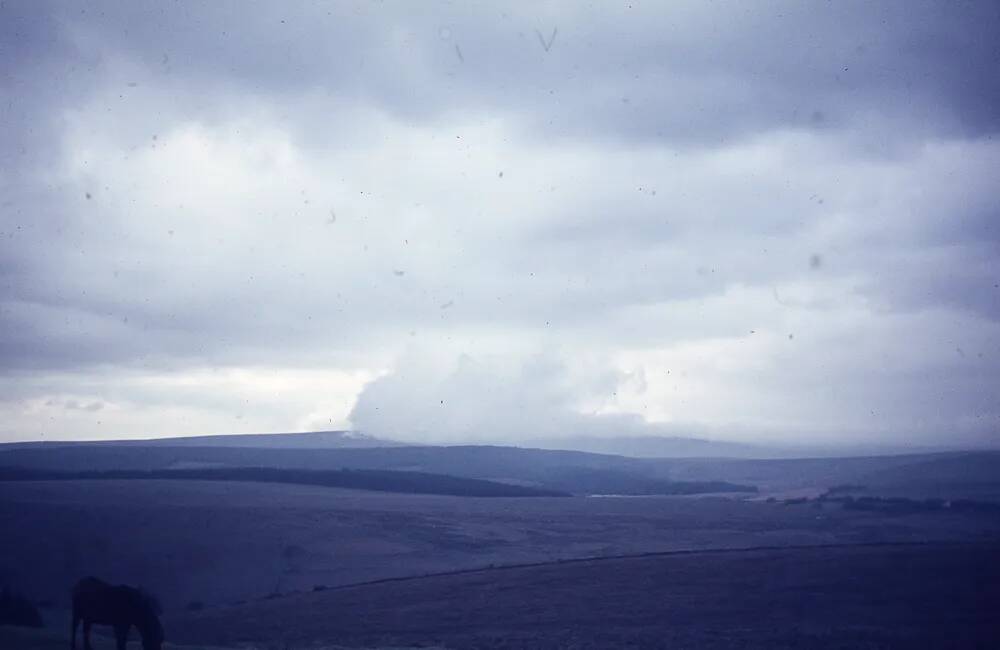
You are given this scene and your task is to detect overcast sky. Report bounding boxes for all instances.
[1,1,998,447]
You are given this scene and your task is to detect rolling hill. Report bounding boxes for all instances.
[0,444,754,496]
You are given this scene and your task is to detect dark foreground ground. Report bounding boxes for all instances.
[3,479,999,649]
[5,480,1000,611]
[166,542,1000,650]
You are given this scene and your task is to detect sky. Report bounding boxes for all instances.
[1,1,998,447]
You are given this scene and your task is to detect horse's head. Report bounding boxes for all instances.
[136,589,165,650]
[141,617,164,650]
[139,620,164,650]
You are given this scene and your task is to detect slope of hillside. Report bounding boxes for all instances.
[0,430,402,450]
[165,542,1000,649]
[0,443,635,472]
[0,626,431,650]
[0,467,569,497]
[650,451,1000,499]
[8,478,997,613]
[6,442,1000,498]
[531,434,773,458]
[0,444,754,496]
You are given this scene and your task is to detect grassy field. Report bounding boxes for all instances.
[6,444,999,499]
[3,478,999,618]
[164,542,1000,649]
[9,543,997,649]
[0,625,438,650]
[0,626,230,650]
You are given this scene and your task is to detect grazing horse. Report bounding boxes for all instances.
[71,577,164,650]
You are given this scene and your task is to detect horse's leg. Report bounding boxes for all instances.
[114,624,129,650]
[82,620,93,650]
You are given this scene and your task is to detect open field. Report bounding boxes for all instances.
[5,444,999,500]
[162,542,1000,649]
[0,626,229,650]
[0,625,432,650]
[10,545,997,650]
[3,478,999,617]
[4,447,1000,648]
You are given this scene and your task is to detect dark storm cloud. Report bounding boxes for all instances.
[6,2,999,151]
[3,0,997,183]
[0,5,99,173]
[1,1,998,444]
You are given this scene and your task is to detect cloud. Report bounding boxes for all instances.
[349,347,619,443]
[350,289,1000,448]
[1,1,998,446]
[0,365,375,441]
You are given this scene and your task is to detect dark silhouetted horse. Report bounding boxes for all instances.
[71,577,164,650]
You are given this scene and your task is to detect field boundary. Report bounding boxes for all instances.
[271,539,1000,600]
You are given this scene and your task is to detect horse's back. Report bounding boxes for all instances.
[72,577,108,600]
[71,577,134,623]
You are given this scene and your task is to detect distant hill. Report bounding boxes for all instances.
[528,434,968,459]
[530,435,770,459]
[0,443,754,496]
[852,451,1000,500]
[4,430,961,458]
[134,430,406,449]
[1,430,403,450]
[639,451,1000,500]
[7,436,994,498]
[0,466,568,498]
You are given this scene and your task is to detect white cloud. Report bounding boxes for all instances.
[1,2,998,448]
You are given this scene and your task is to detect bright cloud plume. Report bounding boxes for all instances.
[1,1,998,447]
